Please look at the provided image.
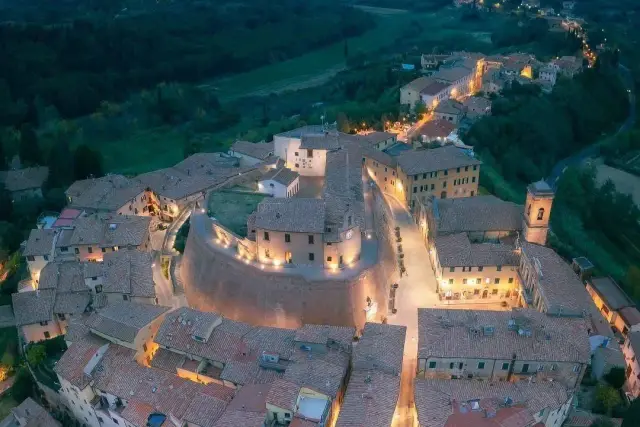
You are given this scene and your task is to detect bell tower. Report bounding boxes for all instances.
[523,180,555,245]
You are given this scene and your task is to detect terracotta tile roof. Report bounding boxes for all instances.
[463,96,492,113]
[64,315,92,344]
[54,229,73,249]
[91,344,234,424]
[354,131,396,145]
[299,133,342,150]
[120,400,154,427]
[254,198,326,233]
[283,354,348,398]
[212,410,266,427]
[414,379,568,427]
[102,250,155,298]
[402,76,436,93]
[136,153,254,201]
[12,290,55,326]
[521,242,594,314]
[565,414,622,427]
[415,119,456,139]
[420,81,451,96]
[0,167,48,192]
[53,292,91,315]
[87,301,169,343]
[65,175,144,212]
[433,195,523,234]
[434,66,473,83]
[335,370,401,427]
[294,324,355,349]
[82,261,104,279]
[54,335,108,389]
[434,99,464,115]
[435,233,519,267]
[220,359,284,386]
[230,141,275,160]
[150,348,184,373]
[628,331,640,356]
[588,277,634,311]
[9,397,60,427]
[260,166,299,186]
[23,229,57,256]
[353,323,406,376]
[38,261,87,292]
[266,378,300,411]
[417,308,591,363]
[363,146,397,167]
[396,145,481,175]
[619,306,640,327]
[290,418,317,427]
[67,213,150,247]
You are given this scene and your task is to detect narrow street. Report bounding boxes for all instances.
[383,194,439,427]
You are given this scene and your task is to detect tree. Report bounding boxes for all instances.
[605,367,627,389]
[11,368,34,402]
[591,418,616,427]
[344,40,349,58]
[337,112,351,133]
[73,144,104,181]
[414,101,427,118]
[18,124,41,166]
[46,139,73,188]
[623,398,640,427]
[595,384,622,415]
[26,344,46,367]
[0,184,11,221]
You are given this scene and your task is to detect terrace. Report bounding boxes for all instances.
[207,189,269,237]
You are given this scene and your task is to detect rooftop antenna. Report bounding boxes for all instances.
[321,112,326,132]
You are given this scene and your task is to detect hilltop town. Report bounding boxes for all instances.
[0,0,638,427]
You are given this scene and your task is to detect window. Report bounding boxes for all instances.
[123,295,129,301]
[463,279,467,284]
[26,256,35,262]
[473,165,478,171]
[450,267,455,272]
[60,247,68,252]
[429,361,437,369]
[551,364,557,371]
[39,321,48,326]
[414,175,419,181]
[476,279,481,285]
[327,256,332,262]
[44,331,50,339]
[88,247,94,254]
[456,167,460,173]
[478,266,483,272]
[444,170,448,176]
[443,181,447,188]
[58,313,66,321]
[284,413,292,420]
[458,362,464,369]
[43,254,49,261]
[508,277,514,284]
[431,184,435,190]
[522,364,529,373]
[101,248,106,253]
[285,234,291,243]
[413,187,417,194]
[307,149,313,158]
[449,362,454,369]
[74,248,79,254]
[502,362,509,370]
[264,232,270,241]
[95,285,102,293]
[527,204,531,215]
[465,166,469,171]
[494,278,500,284]
[309,253,315,261]
[448,279,454,285]
[423,173,427,179]
[572,365,580,373]
[478,362,485,369]
[308,235,314,244]
[537,208,545,220]
[492,289,498,295]
[497,265,502,271]
[143,344,148,352]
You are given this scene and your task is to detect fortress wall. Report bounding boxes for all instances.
[180,189,397,331]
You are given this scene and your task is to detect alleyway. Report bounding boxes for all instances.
[384,194,439,427]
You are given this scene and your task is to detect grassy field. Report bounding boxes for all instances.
[595,162,640,207]
[208,191,268,237]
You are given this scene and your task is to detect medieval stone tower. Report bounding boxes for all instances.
[523,180,555,245]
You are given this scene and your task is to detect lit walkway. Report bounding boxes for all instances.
[383,194,439,427]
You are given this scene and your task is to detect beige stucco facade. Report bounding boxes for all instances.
[256,230,325,267]
[522,187,553,245]
[623,336,640,398]
[21,319,63,343]
[401,165,480,208]
[434,261,520,303]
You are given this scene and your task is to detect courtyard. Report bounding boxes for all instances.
[207,190,268,237]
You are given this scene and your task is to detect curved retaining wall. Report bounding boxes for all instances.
[181,191,397,331]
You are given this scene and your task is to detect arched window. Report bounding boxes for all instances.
[537,208,544,220]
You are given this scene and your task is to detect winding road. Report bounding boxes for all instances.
[546,63,636,188]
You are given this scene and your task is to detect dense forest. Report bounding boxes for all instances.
[0,0,374,125]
